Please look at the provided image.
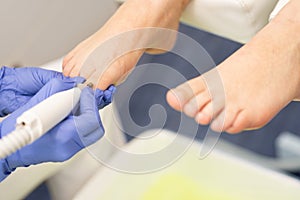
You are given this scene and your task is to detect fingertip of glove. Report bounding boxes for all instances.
[53,71,65,79]
[94,89,104,97]
[64,76,85,84]
[42,78,77,94]
[104,85,116,101]
[103,90,112,102]
[107,85,116,94]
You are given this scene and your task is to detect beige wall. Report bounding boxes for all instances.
[0,0,119,66]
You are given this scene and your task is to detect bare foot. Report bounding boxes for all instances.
[167,17,300,133]
[62,0,188,90]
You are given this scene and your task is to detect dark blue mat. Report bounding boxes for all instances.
[114,23,300,158]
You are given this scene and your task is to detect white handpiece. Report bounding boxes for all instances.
[0,87,81,159]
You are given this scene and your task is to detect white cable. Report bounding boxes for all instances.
[0,87,82,159]
[0,128,30,158]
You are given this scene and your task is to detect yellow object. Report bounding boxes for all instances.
[142,173,232,200]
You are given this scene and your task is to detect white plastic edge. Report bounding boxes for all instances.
[269,0,290,21]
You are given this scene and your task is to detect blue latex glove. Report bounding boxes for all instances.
[0,66,70,117]
[0,78,115,181]
[95,85,116,109]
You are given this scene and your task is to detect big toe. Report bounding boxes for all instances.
[166,89,182,111]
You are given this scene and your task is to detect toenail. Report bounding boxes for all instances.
[171,88,184,99]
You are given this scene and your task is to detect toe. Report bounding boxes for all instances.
[210,110,226,132]
[210,108,239,132]
[183,90,211,117]
[63,65,73,77]
[195,111,212,125]
[195,103,214,125]
[62,53,74,69]
[225,111,250,134]
[69,64,81,77]
[194,95,225,126]
[166,89,184,111]
[167,76,207,111]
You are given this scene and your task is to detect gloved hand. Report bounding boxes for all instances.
[0,66,70,117]
[0,78,115,181]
